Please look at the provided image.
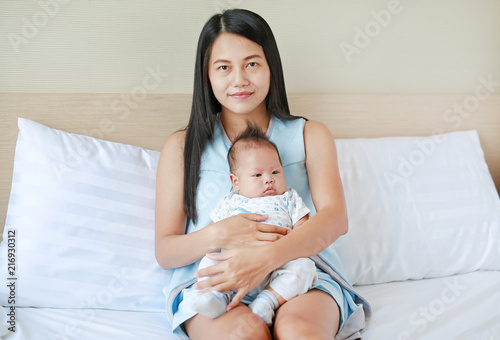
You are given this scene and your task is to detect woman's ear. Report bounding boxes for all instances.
[230,173,239,191]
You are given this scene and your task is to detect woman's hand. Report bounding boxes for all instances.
[194,215,288,310]
[211,213,290,250]
[193,245,278,311]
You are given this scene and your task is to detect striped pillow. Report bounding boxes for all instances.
[0,118,171,311]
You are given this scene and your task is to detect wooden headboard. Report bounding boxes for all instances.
[1,93,499,234]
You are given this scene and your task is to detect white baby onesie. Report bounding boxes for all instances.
[210,187,310,228]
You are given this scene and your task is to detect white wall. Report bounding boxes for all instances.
[1,0,499,94]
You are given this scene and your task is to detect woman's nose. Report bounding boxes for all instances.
[232,68,249,87]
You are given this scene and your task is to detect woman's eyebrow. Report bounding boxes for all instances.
[243,54,263,61]
[213,54,263,64]
[213,58,231,64]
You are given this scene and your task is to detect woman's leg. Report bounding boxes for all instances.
[273,289,340,340]
[185,303,272,340]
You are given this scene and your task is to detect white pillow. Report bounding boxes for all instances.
[0,118,171,311]
[334,130,500,285]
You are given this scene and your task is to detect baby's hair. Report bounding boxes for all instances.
[227,123,281,173]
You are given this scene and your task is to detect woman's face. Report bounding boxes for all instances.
[208,33,271,118]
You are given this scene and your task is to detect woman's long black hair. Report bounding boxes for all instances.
[184,9,301,225]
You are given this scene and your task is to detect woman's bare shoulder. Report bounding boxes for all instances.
[160,129,187,156]
[303,120,334,142]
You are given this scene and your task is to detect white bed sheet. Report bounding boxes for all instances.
[356,270,500,339]
[2,271,499,339]
[1,308,182,340]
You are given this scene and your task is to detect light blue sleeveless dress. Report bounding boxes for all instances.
[163,116,371,340]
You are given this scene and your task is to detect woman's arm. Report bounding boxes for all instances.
[269,120,348,259]
[155,130,289,270]
[155,130,215,269]
[195,120,348,308]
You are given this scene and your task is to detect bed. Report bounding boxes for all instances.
[1,93,499,339]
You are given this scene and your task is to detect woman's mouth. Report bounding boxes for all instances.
[230,91,252,100]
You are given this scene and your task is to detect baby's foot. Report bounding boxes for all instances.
[249,290,279,326]
[249,300,275,326]
[190,291,230,319]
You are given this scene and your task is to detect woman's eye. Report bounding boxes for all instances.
[247,62,258,68]
[218,65,228,71]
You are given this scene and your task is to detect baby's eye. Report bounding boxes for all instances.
[272,171,279,174]
[254,173,262,177]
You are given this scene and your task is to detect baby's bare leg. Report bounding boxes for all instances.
[268,287,286,306]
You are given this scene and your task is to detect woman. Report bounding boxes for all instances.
[155,8,370,340]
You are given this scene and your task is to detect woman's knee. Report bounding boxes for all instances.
[273,313,327,340]
[273,290,340,340]
[224,312,271,340]
[186,307,271,340]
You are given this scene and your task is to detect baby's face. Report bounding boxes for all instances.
[230,145,287,198]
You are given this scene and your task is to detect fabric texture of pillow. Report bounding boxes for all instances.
[334,130,500,285]
[0,118,171,311]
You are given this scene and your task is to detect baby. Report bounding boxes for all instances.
[189,124,318,326]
